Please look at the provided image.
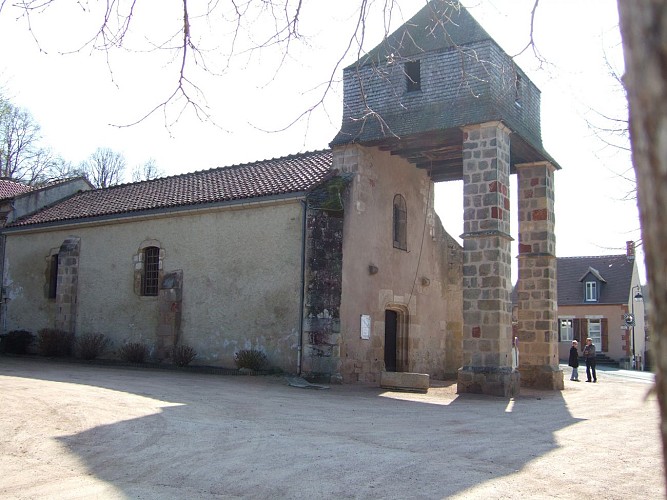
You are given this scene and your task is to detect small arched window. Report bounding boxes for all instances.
[142,246,160,296]
[393,194,407,251]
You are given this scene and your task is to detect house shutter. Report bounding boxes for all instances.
[601,318,609,352]
[572,318,588,349]
[580,319,588,342]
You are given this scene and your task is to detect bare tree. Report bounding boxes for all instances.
[80,147,126,188]
[131,158,163,182]
[617,0,667,490]
[0,102,55,185]
[1,0,405,130]
[45,156,86,183]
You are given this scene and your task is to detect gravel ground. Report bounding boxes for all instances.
[0,356,663,499]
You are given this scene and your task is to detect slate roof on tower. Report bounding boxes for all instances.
[331,0,560,182]
[6,150,334,228]
[352,0,493,67]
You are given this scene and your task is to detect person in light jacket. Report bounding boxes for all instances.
[583,337,597,383]
[568,340,580,381]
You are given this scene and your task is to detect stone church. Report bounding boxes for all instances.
[0,1,561,395]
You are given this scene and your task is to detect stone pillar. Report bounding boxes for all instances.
[515,162,563,389]
[55,236,81,334]
[156,270,183,359]
[457,122,519,397]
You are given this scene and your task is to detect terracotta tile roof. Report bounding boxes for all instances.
[0,179,33,201]
[9,150,334,227]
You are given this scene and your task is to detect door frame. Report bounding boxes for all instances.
[384,305,409,372]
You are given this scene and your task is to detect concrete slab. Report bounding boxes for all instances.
[380,370,429,392]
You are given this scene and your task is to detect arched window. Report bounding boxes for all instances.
[141,246,160,296]
[393,194,407,251]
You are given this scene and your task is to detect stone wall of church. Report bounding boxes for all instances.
[2,200,305,373]
[301,209,344,381]
[333,144,463,383]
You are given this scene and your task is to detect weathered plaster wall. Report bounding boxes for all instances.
[3,200,304,372]
[333,145,463,383]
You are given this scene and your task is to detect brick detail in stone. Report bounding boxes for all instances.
[55,236,80,334]
[458,122,517,396]
[515,162,563,390]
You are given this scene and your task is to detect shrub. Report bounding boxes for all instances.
[234,349,267,371]
[172,344,196,367]
[37,328,75,357]
[77,333,110,360]
[119,342,149,363]
[2,330,34,354]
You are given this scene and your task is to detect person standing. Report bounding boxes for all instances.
[568,340,580,381]
[583,337,597,383]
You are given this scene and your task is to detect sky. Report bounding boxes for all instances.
[0,0,642,283]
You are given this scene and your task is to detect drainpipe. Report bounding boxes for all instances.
[297,199,307,376]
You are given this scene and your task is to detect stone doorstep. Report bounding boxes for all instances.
[380,371,430,393]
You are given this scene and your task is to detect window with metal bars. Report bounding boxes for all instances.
[142,246,160,296]
[393,194,407,251]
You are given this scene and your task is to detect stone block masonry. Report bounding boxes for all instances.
[55,237,81,335]
[458,122,519,397]
[515,162,563,390]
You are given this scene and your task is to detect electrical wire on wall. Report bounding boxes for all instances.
[406,159,435,308]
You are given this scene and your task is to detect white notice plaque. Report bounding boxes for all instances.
[360,314,371,340]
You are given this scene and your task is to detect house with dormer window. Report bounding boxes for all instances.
[556,242,646,369]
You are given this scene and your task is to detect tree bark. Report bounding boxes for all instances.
[617,0,667,490]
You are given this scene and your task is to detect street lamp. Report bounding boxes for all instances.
[631,285,643,370]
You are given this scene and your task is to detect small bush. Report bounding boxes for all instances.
[119,342,149,363]
[77,333,110,360]
[234,349,267,371]
[172,345,197,367]
[2,330,34,354]
[37,328,75,357]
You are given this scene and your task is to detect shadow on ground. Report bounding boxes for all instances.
[1,356,584,499]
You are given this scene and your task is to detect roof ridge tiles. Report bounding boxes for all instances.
[7,149,335,228]
[96,148,333,191]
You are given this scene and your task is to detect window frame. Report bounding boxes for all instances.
[405,60,421,92]
[588,318,602,344]
[48,253,59,299]
[141,246,160,297]
[559,318,574,342]
[393,194,407,251]
[585,281,597,302]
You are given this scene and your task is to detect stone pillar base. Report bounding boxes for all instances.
[457,367,520,397]
[520,366,564,390]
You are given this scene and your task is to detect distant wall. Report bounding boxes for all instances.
[9,178,92,223]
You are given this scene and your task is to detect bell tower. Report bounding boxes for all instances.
[331,0,563,395]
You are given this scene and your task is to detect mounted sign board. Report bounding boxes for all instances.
[360,314,371,340]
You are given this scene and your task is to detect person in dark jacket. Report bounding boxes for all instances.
[568,340,580,381]
[583,337,597,382]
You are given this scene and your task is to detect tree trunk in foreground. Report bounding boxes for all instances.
[617,0,667,490]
